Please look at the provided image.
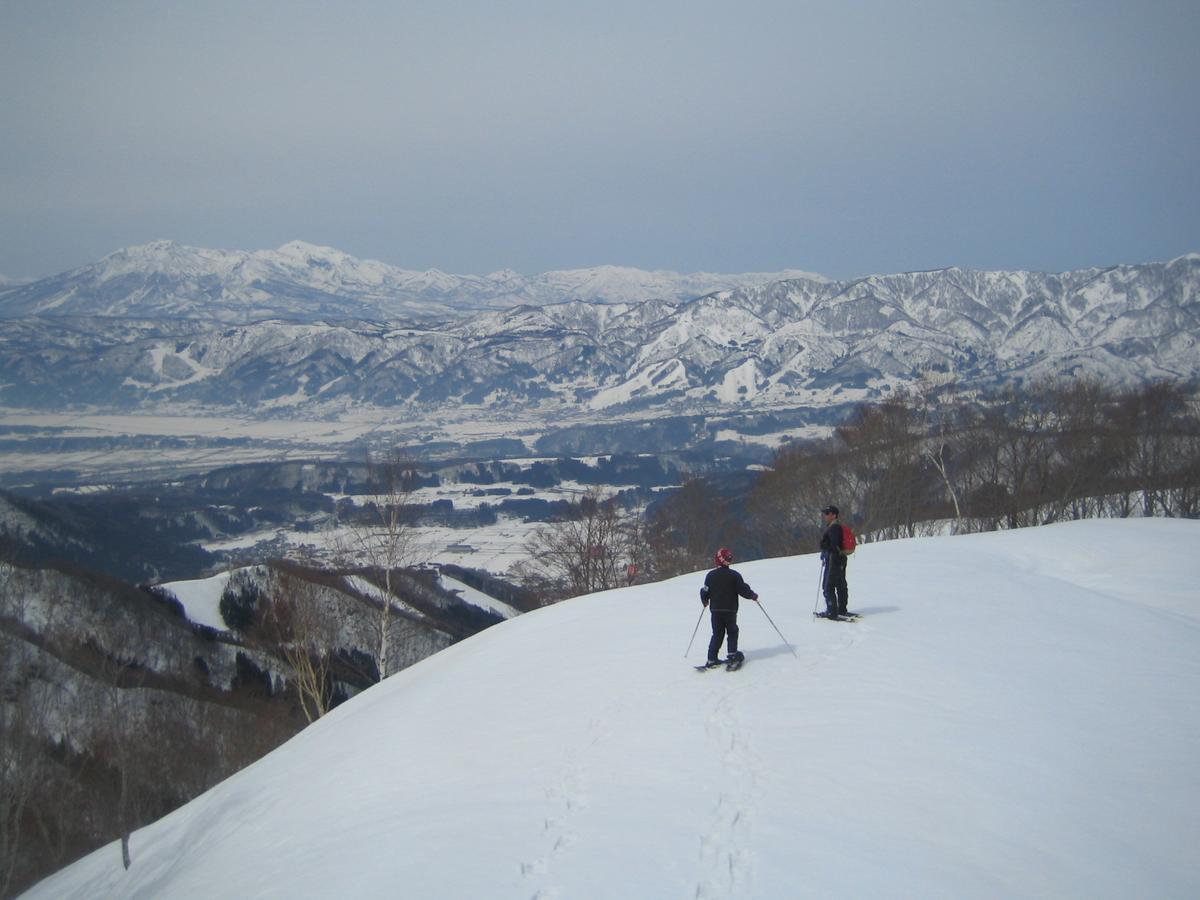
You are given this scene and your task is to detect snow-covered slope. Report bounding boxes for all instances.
[1,253,1194,419]
[25,519,1200,899]
[160,570,236,631]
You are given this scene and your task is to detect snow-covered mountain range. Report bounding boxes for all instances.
[0,240,825,322]
[0,246,1196,419]
[23,519,1200,898]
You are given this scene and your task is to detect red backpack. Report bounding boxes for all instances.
[840,522,856,555]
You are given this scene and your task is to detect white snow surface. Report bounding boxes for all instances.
[25,519,1200,899]
[438,574,523,619]
[160,571,233,632]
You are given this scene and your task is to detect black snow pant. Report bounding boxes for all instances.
[823,557,848,616]
[708,609,739,661]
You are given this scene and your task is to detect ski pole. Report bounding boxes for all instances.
[684,605,705,657]
[814,558,825,613]
[755,597,797,658]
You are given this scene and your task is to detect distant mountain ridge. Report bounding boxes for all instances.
[0,249,1195,420]
[0,240,827,322]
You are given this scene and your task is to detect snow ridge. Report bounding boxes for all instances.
[0,241,828,322]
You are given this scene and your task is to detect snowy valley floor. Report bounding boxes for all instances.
[25,518,1200,899]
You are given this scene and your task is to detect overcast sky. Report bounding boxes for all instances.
[1,1,1197,280]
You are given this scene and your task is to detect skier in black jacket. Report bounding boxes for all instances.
[819,504,849,617]
[699,547,759,667]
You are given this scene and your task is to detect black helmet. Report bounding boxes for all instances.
[820,505,839,516]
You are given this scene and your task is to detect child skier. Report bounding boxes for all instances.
[699,547,759,668]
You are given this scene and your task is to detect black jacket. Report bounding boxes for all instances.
[701,566,758,612]
[820,522,847,565]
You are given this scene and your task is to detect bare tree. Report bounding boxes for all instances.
[620,507,655,586]
[1111,381,1191,517]
[262,567,339,723]
[915,373,969,531]
[645,478,734,578]
[746,440,842,557]
[514,489,634,602]
[0,562,78,897]
[92,604,154,871]
[336,453,420,680]
[835,394,927,539]
[1177,392,1200,518]
[1,563,44,896]
[969,383,1056,528]
[1043,377,1116,522]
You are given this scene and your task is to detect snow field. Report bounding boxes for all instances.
[161,571,233,631]
[24,518,1200,899]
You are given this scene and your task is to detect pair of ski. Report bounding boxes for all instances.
[813,611,861,622]
[695,653,744,672]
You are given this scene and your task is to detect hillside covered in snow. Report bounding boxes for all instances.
[0,247,1195,424]
[23,518,1200,899]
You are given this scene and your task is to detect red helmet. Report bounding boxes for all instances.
[714,547,734,566]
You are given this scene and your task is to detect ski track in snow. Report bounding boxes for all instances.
[697,680,759,899]
[693,612,867,898]
[520,748,586,899]
[520,699,607,900]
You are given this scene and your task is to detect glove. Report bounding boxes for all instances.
[820,550,828,562]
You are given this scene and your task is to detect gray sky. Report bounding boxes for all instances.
[1,0,1197,280]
